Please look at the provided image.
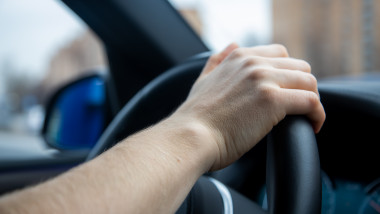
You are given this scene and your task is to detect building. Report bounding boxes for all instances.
[273,0,380,78]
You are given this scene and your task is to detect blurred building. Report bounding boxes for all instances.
[273,0,380,78]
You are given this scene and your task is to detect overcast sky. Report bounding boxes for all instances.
[0,0,271,94]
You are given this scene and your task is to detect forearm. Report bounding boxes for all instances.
[0,117,217,214]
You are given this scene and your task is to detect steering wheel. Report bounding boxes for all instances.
[87,55,322,214]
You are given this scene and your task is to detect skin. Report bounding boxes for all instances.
[0,44,325,214]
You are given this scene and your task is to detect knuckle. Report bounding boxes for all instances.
[258,85,278,103]
[306,92,320,109]
[272,44,289,57]
[242,56,264,68]
[230,48,245,59]
[247,67,268,81]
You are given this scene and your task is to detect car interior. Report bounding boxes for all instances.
[0,0,379,214]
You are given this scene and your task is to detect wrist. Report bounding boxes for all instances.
[160,115,219,174]
[104,116,220,213]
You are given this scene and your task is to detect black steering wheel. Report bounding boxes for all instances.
[87,55,321,214]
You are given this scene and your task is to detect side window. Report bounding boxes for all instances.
[0,0,107,143]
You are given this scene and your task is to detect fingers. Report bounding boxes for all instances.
[256,63,323,132]
[201,43,289,78]
[198,43,325,133]
[231,44,289,58]
[244,56,311,73]
[277,89,325,133]
[268,57,311,73]
[264,68,318,95]
[241,55,317,91]
[241,55,323,132]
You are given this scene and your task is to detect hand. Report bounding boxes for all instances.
[173,44,325,171]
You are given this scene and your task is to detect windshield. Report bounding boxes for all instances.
[169,0,380,79]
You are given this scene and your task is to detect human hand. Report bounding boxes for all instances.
[173,44,325,171]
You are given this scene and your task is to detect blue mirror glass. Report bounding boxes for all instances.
[45,76,106,150]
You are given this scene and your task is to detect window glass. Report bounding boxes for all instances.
[169,0,380,79]
[0,0,106,145]
[169,0,272,51]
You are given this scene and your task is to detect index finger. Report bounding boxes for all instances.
[236,44,289,58]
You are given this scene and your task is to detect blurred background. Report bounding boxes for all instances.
[0,0,379,144]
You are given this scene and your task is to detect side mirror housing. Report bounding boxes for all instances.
[42,74,109,150]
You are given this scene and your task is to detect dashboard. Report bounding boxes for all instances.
[322,172,380,214]
[317,81,380,214]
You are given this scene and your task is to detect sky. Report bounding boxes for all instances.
[0,0,272,94]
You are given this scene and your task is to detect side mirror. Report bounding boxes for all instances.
[42,74,109,150]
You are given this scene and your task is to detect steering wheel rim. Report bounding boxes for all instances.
[267,116,321,214]
[88,55,322,213]
[87,54,209,160]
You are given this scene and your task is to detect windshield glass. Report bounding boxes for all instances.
[169,0,380,79]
